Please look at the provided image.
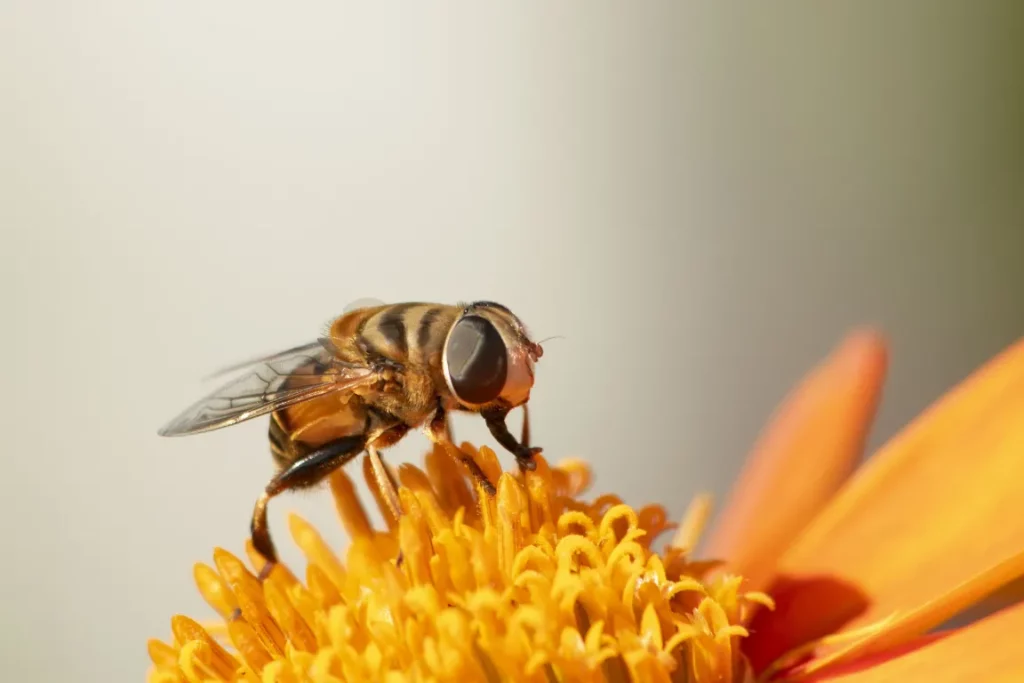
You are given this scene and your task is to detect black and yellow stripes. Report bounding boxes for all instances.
[349,303,458,368]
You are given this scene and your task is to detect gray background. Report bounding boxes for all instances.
[2,2,1022,681]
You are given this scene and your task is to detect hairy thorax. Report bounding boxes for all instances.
[371,368,438,425]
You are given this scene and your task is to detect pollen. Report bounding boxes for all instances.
[147,444,771,682]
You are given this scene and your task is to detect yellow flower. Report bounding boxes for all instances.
[148,331,1024,682]
[148,444,766,683]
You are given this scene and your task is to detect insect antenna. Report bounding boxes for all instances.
[535,335,565,346]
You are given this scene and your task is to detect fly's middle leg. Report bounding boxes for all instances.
[426,404,497,495]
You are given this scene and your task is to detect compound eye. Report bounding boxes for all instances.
[446,315,508,405]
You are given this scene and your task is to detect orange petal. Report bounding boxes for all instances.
[702,329,888,592]
[806,600,1024,682]
[745,336,1024,672]
[767,548,1024,680]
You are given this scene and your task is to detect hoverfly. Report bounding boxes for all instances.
[159,301,543,567]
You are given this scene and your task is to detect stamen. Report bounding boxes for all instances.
[148,447,768,683]
[674,493,714,553]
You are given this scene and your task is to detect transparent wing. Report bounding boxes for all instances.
[343,297,386,314]
[159,342,378,437]
[201,339,327,380]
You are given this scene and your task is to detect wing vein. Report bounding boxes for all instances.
[158,341,377,436]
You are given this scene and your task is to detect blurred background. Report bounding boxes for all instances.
[2,2,1022,680]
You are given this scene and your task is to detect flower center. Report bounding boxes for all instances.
[148,445,775,683]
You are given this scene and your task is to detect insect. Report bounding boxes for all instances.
[159,301,544,567]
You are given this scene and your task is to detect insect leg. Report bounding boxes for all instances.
[366,443,403,522]
[520,403,531,448]
[252,434,365,568]
[426,405,497,495]
[482,406,542,472]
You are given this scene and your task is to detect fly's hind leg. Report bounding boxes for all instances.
[426,404,497,495]
[252,434,366,573]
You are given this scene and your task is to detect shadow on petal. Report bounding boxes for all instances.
[743,574,870,674]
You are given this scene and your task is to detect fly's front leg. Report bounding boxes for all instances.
[482,406,542,473]
[520,403,531,449]
[426,405,497,495]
